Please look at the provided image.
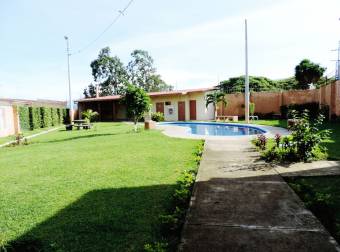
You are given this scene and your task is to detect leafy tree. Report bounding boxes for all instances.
[89,47,128,96]
[121,84,151,131]
[127,50,173,92]
[218,76,280,93]
[147,74,174,92]
[205,91,227,119]
[83,84,97,98]
[295,59,326,89]
[84,48,173,97]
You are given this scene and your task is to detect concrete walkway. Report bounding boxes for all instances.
[179,138,340,252]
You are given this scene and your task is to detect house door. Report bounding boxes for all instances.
[189,100,196,120]
[178,101,186,121]
[156,102,164,114]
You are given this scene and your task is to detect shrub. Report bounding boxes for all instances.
[254,134,267,150]
[40,107,52,128]
[151,112,164,122]
[144,242,168,252]
[63,109,70,124]
[29,107,41,130]
[249,102,255,116]
[82,109,99,123]
[18,106,30,131]
[259,111,330,162]
[290,111,330,161]
[57,108,64,124]
[280,103,329,120]
[51,108,59,126]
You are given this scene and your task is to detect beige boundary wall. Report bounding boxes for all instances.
[218,81,340,118]
[0,102,19,137]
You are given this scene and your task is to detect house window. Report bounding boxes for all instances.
[165,101,171,106]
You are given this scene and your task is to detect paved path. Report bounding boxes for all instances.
[179,138,340,252]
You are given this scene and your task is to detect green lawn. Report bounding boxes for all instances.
[247,119,340,160]
[286,176,340,244]
[0,123,199,251]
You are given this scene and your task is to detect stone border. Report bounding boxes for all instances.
[156,122,289,140]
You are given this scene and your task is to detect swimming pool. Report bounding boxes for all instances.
[159,122,266,136]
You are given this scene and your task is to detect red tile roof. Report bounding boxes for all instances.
[75,87,215,102]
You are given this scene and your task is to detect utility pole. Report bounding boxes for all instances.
[64,36,74,122]
[244,19,250,123]
[336,41,340,80]
[332,41,340,80]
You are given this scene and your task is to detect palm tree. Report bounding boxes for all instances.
[205,91,227,119]
[82,109,99,123]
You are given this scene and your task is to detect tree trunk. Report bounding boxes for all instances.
[133,116,138,132]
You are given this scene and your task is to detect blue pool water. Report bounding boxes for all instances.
[160,122,266,136]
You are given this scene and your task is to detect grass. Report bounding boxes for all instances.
[286,176,340,243]
[0,123,199,251]
[247,119,340,160]
[0,126,60,145]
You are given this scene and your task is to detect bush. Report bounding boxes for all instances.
[51,108,59,126]
[57,108,64,124]
[280,103,329,119]
[253,134,267,150]
[63,109,70,124]
[259,111,330,162]
[40,107,52,128]
[29,107,41,130]
[151,112,164,122]
[18,106,30,131]
[82,109,99,123]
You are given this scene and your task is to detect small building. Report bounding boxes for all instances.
[75,87,215,121]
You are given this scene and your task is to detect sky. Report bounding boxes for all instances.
[1,0,340,102]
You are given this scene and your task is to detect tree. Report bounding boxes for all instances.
[83,84,97,98]
[84,48,173,97]
[218,76,280,93]
[127,49,173,92]
[121,84,151,131]
[89,47,128,96]
[147,74,174,92]
[205,91,227,119]
[294,59,326,89]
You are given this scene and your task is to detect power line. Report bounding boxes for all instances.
[71,0,135,55]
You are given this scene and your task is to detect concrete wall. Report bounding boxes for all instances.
[218,81,340,117]
[0,104,16,137]
[151,92,214,121]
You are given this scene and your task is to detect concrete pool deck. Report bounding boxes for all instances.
[156,122,289,140]
[178,138,340,252]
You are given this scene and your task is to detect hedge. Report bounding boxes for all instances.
[51,108,59,126]
[63,108,70,124]
[40,107,52,128]
[29,107,41,130]
[18,106,30,131]
[57,108,63,124]
[280,102,329,119]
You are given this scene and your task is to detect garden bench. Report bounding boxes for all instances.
[216,116,238,122]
